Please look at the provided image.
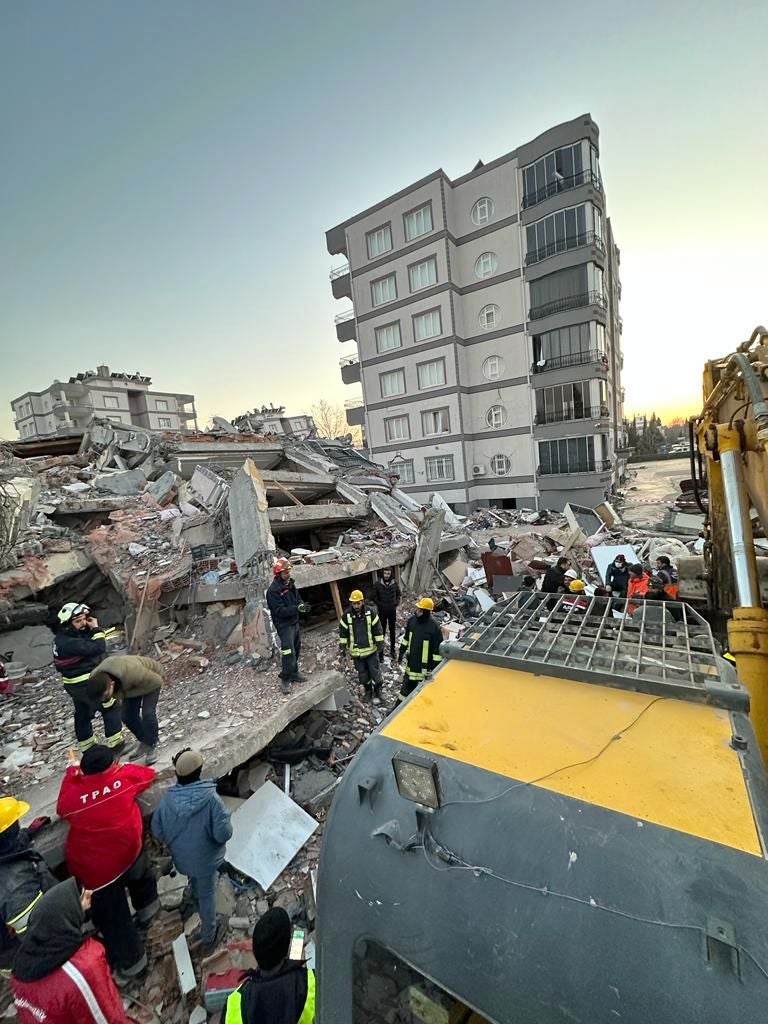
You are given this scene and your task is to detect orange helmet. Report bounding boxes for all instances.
[273,558,291,575]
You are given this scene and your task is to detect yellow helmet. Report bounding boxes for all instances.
[416,596,434,611]
[0,797,30,834]
[568,579,586,592]
[349,590,364,603]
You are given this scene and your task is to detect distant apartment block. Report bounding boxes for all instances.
[12,365,197,440]
[326,114,626,512]
[231,405,316,440]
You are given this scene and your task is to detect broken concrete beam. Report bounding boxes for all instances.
[92,468,147,495]
[369,493,418,535]
[267,502,369,533]
[145,470,179,507]
[0,548,95,601]
[406,507,445,593]
[188,465,229,512]
[291,547,412,589]
[228,460,275,576]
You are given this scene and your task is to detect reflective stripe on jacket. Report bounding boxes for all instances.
[338,607,384,658]
[52,627,107,683]
[224,965,315,1024]
[399,614,443,682]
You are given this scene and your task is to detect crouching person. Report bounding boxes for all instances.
[11,879,137,1023]
[152,749,232,955]
[87,654,165,765]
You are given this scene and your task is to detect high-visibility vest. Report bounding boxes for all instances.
[224,967,316,1024]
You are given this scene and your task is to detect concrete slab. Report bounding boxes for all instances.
[0,624,53,669]
[93,468,147,495]
[268,502,369,533]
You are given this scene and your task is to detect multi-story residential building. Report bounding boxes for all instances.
[326,114,626,512]
[11,365,197,440]
[232,405,316,440]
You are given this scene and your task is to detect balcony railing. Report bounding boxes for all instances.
[538,459,612,476]
[535,405,609,426]
[531,348,608,374]
[522,170,602,210]
[335,309,355,324]
[329,263,350,280]
[525,230,605,267]
[344,398,363,410]
[529,290,607,321]
[339,356,359,368]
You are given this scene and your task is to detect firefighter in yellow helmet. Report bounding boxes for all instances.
[396,596,444,704]
[338,590,384,701]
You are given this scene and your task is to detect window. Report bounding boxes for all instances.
[384,415,410,442]
[103,395,119,409]
[525,205,588,264]
[408,256,437,292]
[413,308,442,342]
[522,143,585,207]
[535,380,593,424]
[491,453,512,475]
[421,407,450,436]
[379,368,406,398]
[366,223,392,259]
[482,355,503,380]
[474,251,498,279]
[478,303,500,330]
[529,264,590,319]
[395,459,415,485]
[425,454,455,481]
[158,417,172,428]
[155,399,169,411]
[471,197,494,225]
[106,416,123,424]
[486,405,506,428]
[371,273,397,307]
[532,323,592,367]
[375,321,402,353]
[404,203,433,241]
[538,436,598,475]
[417,359,446,390]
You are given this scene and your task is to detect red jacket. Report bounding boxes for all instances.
[57,762,156,889]
[11,936,136,1023]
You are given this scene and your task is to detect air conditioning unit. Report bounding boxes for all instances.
[472,465,486,476]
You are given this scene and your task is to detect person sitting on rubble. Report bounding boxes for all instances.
[266,558,307,696]
[0,798,55,976]
[372,567,401,661]
[52,602,127,755]
[86,654,165,765]
[151,748,232,956]
[338,590,384,702]
[654,555,679,598]
[632,577,675,625]
[10,879,137,1024]
[396,597,444,705]
[626,563,651,612]
[605,554,630,598]
[541,557,570,594]
[562,578,589,614]
[56,744,158,984]
[222,906,315,1024]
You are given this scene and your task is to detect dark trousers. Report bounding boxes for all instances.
[277,623,301,681]
[354,652,382,689]
[65,679,124,752]
[122,689,160,746]
[91,849,157,971]
[377,606,397,655]
[398,670,424,703]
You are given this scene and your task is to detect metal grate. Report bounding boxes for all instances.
[445,594,747,710]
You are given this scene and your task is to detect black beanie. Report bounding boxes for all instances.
[252,908,292,969]
[80,745,116,775]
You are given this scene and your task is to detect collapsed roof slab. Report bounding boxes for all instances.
[267,501,369,534]
[168,438,286,479]
[261,469,338,504]
[291,546,412,588]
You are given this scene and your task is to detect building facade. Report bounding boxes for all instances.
[326,114,626,512]
[232,405,316,440]
[11,365,197,440]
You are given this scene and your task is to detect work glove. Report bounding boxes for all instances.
[298,602,310,615]
[27,816,51,836]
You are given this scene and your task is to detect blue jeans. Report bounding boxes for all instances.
[190,872,218,943]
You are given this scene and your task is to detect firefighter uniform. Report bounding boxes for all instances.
[266,571,304,686]
[339,598,384,697]
[397,602,443,703]
[224,964,316,1023]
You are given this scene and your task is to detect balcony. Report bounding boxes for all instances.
[525,231,605,267]
[532,349,608,375]
[340,356,361,385]
[529,290,607,322]
[330,263,352,300]
[335,308,356,343]
[618,316,624,333]
[535,405,610,426]
[344,398,365,427]
[522,170,602,211]
[538,459,612,476]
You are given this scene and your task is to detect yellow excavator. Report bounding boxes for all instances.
[315,327,768,1023]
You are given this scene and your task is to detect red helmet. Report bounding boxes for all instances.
[273,558,291,575]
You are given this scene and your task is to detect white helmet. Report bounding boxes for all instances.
[58,602,90,624]
[564,569,578,580]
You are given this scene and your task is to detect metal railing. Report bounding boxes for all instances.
[522,170,602,210]
[535,405,609,426]
[334,308,355,324]
[339,355,359,367]
[525,230,605,266]
[531,348,608,373]
[330,263,350,280]
[529,290,607,321]
[344,397,363,410]
[538,459,612,476]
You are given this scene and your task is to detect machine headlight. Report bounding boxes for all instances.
[392,751,441,809]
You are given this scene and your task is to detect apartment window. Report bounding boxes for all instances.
[371,273,397,307]
[533,323,592,366]
[413,308,442,342]
[595,322,606,354]
[539,436,598,475]
[408,256,437,292]
[417,359,446,390]
[380,368,406,398]
[483,355,504,380]
[404,203,433,241]
[106,416,123,424]
[529,265,591,319]
[396,459,415,485]
[522,143,585,207]
[486,405,506,428]
[474,252,498,279]
[375,321,402,353]
[491,454,512,475]
[478,304,500,330]
[158,417,172,428]
[421,407,450,436]
[471,197,494,226]
[425,454,455,482]
[526,205,588,264]
[535,381,592,424]
[103,395,119,409]
[366,223,392,259]
[384,415,410,442]
[156,399,169,411]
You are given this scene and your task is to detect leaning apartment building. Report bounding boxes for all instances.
[326,113,627,512]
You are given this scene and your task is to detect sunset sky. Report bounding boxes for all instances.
[2,0,766,438]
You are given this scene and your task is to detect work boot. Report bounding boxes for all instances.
[111,737,135,757]
[129,742,151,762]
[201,919,227,956]
[291,672,307,683]
[362,686,373,704]
[280,678,291,695]
[113,952,148,987]
[143,745,158,766]
[373,683,382,706]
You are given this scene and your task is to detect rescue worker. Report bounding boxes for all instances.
[222,907,315,1024]
[11,879,137,1024]
[562,578,589,614]
[266,558,306,695]
[152,749,232,955]
[372,567,401,660]
[605,554,630,597]
[626,563,651,611]
[338,590,384,701]
[52,602,126,754]
[87,654,165,765]
[396,597,443,704]
[56,745,158,982]
[541,557,570,594]
[655,555,679,598]
[0,798,55,975]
